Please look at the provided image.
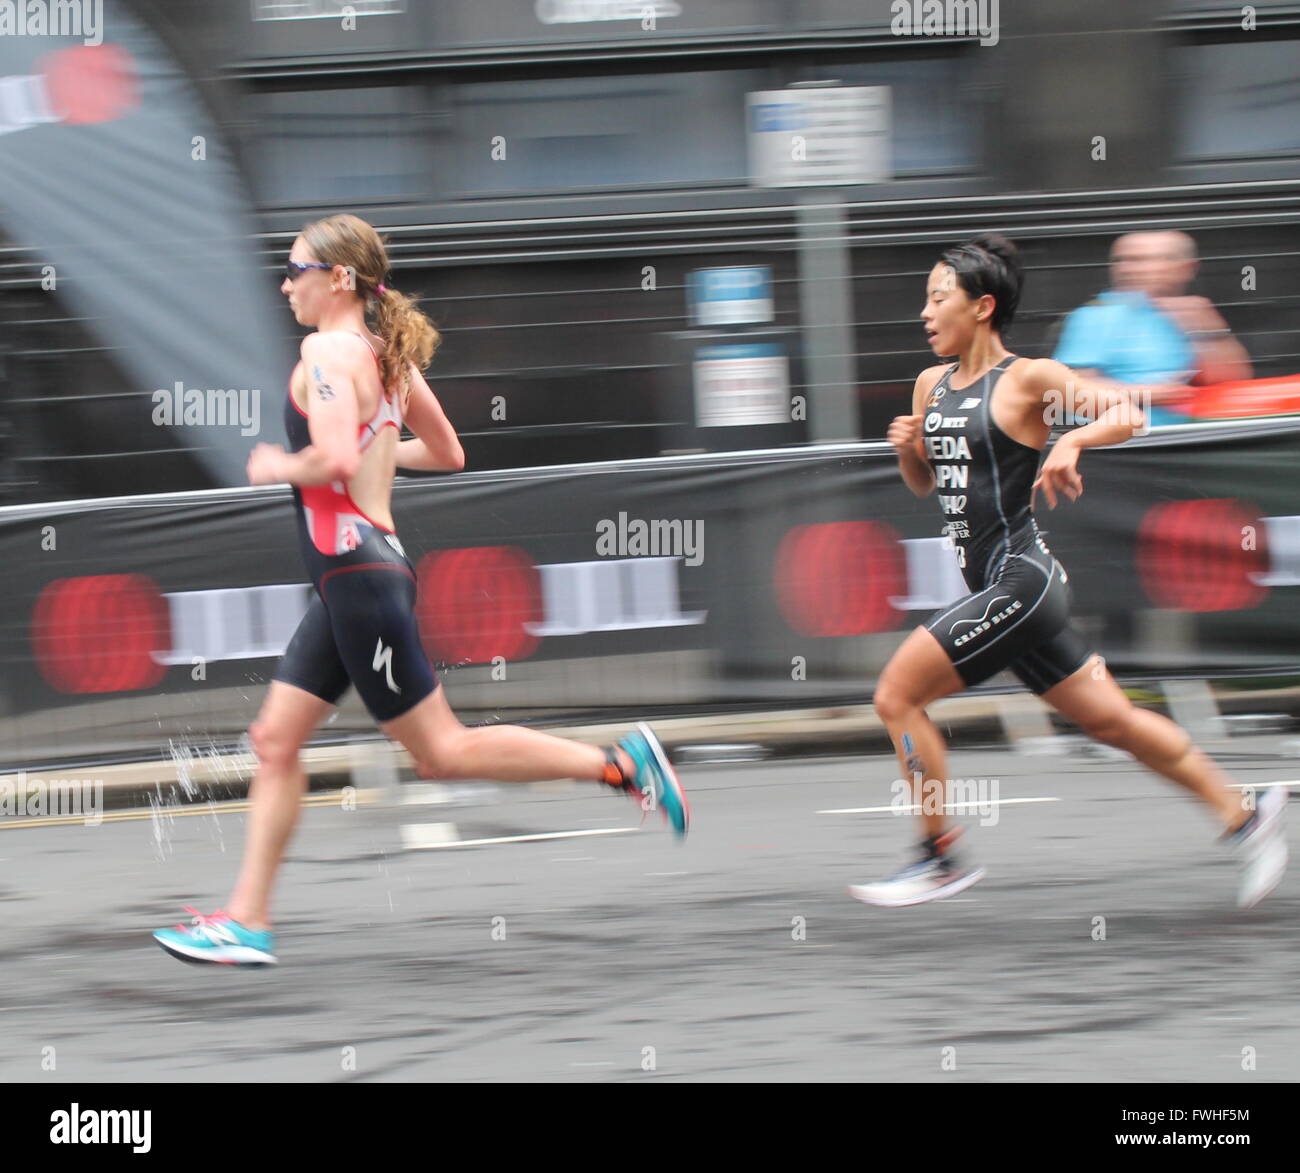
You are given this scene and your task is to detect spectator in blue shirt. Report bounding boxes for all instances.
[1053,231,1253,426]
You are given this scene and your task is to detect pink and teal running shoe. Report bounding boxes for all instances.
[153,907,277,966]
[605,722,691,838]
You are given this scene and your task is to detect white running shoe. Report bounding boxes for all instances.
[849,830,986,908]
[1231,785,1288,909]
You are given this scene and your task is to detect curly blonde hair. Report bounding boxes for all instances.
[300,212,441,398]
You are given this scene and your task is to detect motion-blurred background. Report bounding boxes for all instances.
[1,0,1299,768]
[1,0,1297,500]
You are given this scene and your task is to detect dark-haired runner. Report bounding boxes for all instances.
[849,233,1286,908]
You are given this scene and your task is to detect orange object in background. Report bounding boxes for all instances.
[1186,374,1300,419]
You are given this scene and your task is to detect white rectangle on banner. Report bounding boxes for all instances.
[254,0,405,19]
[747,86,891,187]
[694,346,790,428]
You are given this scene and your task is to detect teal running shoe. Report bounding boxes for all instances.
[607,722,691,838]
[153,907,277,966]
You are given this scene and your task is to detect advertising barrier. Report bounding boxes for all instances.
[2,417,1298,769]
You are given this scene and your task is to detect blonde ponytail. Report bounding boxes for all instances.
[371,284,440,401]
[299,212,442,401]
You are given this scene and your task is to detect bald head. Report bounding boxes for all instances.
[1110,231,1198,297]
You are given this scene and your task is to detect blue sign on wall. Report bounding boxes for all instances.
[688,266,774,326]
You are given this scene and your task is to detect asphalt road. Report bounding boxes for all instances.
[2,745,1297,1082]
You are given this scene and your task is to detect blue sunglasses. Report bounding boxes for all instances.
[285,260,333,281]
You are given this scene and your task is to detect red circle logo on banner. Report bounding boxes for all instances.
[1136,498,1267,612]
[31,574,169,693]
[39,44,140,125]
[416,546,542,665]
[774,521,907,636]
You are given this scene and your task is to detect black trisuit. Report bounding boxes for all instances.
[272,331,439,721]
[920,355,1095,694]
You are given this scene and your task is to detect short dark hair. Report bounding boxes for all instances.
[938,232,1023,337]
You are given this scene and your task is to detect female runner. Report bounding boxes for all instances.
[849,233,1286,908]
[155,214,688,965]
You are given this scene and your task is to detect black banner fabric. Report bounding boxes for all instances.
[2,422,1298,768]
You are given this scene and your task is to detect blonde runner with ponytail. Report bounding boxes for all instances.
[299,212,440,403]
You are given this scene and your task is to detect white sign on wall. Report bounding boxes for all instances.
[694,343,791,428]
[747,86,891,187]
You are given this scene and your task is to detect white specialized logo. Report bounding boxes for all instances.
[373,638,401,694]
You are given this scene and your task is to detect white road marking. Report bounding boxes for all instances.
[819,796,1060,815]
[399,822,457,849]
[401,826,637,850]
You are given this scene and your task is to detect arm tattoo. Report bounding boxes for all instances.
[311,364,336,401]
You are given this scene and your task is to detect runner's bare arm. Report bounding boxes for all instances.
[1025,358,1148,510]
[396,363,464,472]
[296,333,363,482]
[1021,357,1147,447]
[892,366,945,497]
[1056,365,1192,413]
